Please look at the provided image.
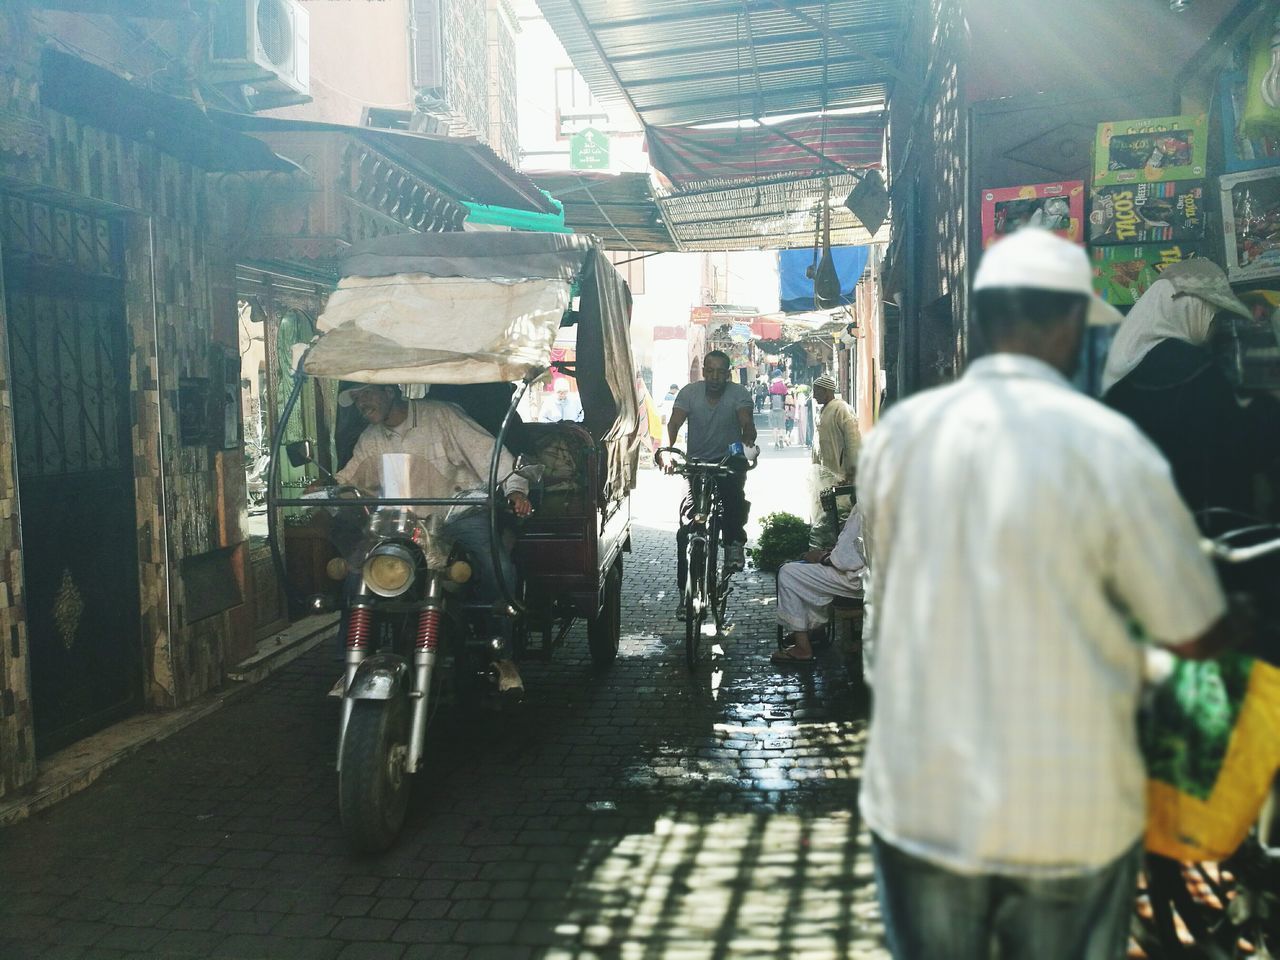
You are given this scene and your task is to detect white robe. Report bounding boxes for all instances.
[776,511,866,632]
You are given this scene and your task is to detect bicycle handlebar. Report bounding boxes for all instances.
[655,446,758,474]
[1204,533,1280,564]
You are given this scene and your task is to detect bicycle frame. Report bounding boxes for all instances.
[657,446,753,667]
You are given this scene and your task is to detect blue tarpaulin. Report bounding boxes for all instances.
[778,246,870,313]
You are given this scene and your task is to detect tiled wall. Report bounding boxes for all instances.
[0,10,250,797]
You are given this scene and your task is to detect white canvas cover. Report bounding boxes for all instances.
[304,275,571,384]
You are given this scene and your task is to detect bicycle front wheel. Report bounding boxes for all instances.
[706,520,722,637]
[685,539,706,669]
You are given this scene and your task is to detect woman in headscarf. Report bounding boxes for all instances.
[1102,260,1280,518]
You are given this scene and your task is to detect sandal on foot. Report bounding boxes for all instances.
[770,646,814,666]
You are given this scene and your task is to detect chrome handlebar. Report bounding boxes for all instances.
[1203,534,1280,564]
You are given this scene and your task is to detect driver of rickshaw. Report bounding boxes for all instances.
[335,383,532,697]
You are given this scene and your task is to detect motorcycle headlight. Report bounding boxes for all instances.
[362,543,417,598]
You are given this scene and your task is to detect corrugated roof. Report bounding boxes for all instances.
[529,171,678,251]
[217,113,557,213]
[532,1,902,250]
[40,49,298,174]
[534,0,908,127]
[658,172,889,251]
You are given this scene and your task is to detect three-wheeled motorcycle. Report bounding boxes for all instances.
[266,232,640,852]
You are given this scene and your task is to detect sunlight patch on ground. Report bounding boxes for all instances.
[542,811,887,960]
[618,632,668,657]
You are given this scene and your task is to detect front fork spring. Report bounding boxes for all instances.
[415,607,442,652]
[345,605,373,651]
[337,604,373,772]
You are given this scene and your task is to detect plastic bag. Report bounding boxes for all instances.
[1143,652,1280,861]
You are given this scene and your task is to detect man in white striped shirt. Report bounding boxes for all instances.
[857,229,1236,959]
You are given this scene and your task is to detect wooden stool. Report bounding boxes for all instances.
[830,595,866,685]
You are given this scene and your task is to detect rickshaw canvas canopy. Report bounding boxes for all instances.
[306,274,568,385]
[305,232,605,385]
[305,231,641,498]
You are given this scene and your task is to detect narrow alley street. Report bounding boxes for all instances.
[0,426,887,960]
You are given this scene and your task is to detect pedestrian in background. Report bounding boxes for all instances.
[768,369,788,447]
[792,383,810,448]
[540,378,584,423]
[659,382,680,426]
[809,373,859,550]
[857,229,1237,960]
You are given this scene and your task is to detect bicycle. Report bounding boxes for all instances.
[656,446,756,669]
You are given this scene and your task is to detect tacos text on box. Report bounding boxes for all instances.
[1093,115,1207,186]
[1089,181,1205,245]
[980,181,1084,249]
[1090,243,1201,305]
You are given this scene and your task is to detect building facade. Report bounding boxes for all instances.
[0,1,545,802]
[0,5,286,797]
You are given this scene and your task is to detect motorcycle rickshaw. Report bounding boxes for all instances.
[266,232,640,852]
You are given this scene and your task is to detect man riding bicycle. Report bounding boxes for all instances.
[663,350,758,602]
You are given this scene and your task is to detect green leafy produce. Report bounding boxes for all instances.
[750,512,811,573]
[1142,653,1253,800]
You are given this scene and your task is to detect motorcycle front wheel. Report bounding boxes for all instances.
[339,696,411,853]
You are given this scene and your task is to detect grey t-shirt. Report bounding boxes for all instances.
[674,381,753,459]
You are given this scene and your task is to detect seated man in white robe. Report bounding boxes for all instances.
[771,509,866,666]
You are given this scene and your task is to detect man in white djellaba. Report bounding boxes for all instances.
[769,509,866,666]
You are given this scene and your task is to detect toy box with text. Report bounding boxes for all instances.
[1091,243,1202,305]
[1221,168,1280,282]
[1218,71,1280,174]
[1093,115,1207,186]
[1088,181,1205,245]
[980,181,1084,249]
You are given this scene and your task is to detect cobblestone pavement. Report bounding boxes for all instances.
[0,446,887,959]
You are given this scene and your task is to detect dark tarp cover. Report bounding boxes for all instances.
[647,114,885,186]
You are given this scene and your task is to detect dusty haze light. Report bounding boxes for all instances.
[1169,0,1191,10]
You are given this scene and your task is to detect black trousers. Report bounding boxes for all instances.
[675,472,749,589]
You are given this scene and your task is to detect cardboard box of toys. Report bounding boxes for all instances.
[1218,71,1280,174]
[1221,168,1280,282]
[1093,115,1208,186]
[1091,243,1202,305]
[1088,181,1205,245]
[980,181,1084,249]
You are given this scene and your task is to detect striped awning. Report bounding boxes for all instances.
[647,114,885,185]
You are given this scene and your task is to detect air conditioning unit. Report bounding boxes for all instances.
[209,0,310,108]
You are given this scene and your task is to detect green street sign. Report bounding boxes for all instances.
[570,127,610,170]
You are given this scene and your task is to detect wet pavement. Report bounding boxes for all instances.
[0,437,887,960]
